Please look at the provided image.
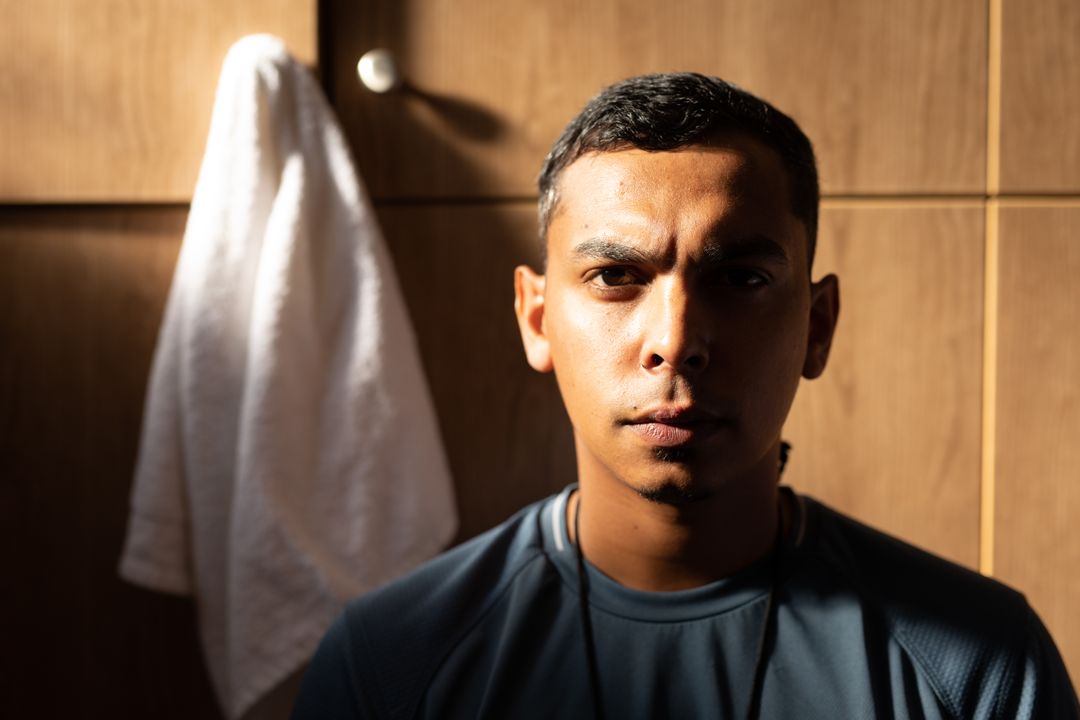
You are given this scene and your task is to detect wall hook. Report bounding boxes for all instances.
[356,49,403,94]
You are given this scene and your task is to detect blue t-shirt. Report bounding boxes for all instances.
[292,486,1079,719]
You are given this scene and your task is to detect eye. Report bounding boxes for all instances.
[717,267,770,289]
[591,267,638,287]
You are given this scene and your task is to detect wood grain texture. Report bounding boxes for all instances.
[0,0,316,201]
[783,204,984,568]
[329,0,986,199]
[0,207,223,718]
[999,0,1080,193]
[376,203,577,541]
[994,205,1080,679]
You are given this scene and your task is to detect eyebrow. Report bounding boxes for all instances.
[570,235,790,266]
[701,235,790,265]
[571,238,652,264]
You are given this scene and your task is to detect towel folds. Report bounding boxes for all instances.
[119,34,457,718]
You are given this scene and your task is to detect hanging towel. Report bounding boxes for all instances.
[119,34,457,719]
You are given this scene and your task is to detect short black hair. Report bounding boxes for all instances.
[538,73,819,266]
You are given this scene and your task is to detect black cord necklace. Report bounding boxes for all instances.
[573,443,792,720]
[741,498,785,720]
[574,496,606,720]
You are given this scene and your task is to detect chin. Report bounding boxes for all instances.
[635,480,714,506]
[627,445,751,505]
[632,457,716,506]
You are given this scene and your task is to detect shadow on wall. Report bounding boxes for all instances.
[0,207,222,719]
[324,0,578,545]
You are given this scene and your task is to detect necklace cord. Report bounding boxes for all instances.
[743,498,785,720]
[574,495,606,720]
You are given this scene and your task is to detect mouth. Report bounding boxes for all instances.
[622,406,728,448]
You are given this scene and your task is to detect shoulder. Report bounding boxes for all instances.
[802,495,1078,719]
[348,496,550,647]
[292,495,555,720]
[805,495,1025,630]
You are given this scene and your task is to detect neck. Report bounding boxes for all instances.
[568,457,787,592]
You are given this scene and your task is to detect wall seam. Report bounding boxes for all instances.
[979,0,1004,577]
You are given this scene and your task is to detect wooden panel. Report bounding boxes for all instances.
[0,0,316,201]
[783,204,984,568]
[376,203,577,541]
[330,0,985,199]
[999,0,1080,193]
[995,205,1080,679]
[0,207,221,718]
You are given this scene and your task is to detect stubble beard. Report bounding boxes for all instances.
[634,446,713,505]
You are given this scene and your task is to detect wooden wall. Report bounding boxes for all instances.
[0,2,315,718]
[992,7,1080,676]
[2,0,1078,716]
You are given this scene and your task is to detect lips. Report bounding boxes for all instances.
[623,406,727,447]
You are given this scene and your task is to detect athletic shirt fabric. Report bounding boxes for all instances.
[292,486,1079,719]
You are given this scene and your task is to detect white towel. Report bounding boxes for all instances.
[119,35,457,718]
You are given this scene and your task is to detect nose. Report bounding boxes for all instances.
[639,279,710,375]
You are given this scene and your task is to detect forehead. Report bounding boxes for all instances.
[548,138,802,264]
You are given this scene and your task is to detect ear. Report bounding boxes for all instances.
[802,273,840,379]
[514,265,553,373]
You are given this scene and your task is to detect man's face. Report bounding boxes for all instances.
[515,137,837,502]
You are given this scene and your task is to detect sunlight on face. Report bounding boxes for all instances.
[537,138,815,500]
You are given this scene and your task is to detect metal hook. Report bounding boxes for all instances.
[356,49,403,94]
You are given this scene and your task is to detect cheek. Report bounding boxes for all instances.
[729,301,809,412]
[548,295,637,369]
[547,297,639,420]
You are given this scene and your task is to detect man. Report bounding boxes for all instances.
[292,73,1078,719]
